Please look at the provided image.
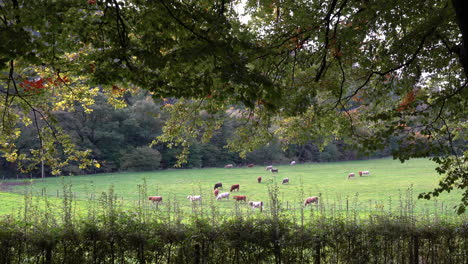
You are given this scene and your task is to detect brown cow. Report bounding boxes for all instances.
[224,164,233,168]
[257,176,262,183]
[271,168,279,173]
[247,163,254,168]
[304,196,319,206]
[233,195,247,202]
[214,189,219,197]
[214,182,223,190]
[230,184,240,192]
[148,196,163,203]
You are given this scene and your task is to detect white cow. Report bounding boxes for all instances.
[216,192,230,201]
[362,171,370,176]
[348,172,355,179]
[290,161,296,165]
[187,195,202,202]
[266,165,273,171]
[248,201,263,211]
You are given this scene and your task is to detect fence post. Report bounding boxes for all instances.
[314,239,321,264]
[413,236,419,264]
[194,244,200,264]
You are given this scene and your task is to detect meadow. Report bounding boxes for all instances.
[0,157,463,219]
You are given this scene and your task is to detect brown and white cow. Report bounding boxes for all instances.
[304,196,319,206]
[187,195,202,202]
[224,164,233,168]
[266,165,273,171]
[216,192,230,201]
[214,188,219,197]
[148,196,163,203]
[271,168,279,173]
[230,184,240,192]
[214,182,223,190]
[257,176,262,184]
[360,171,370,176]
[348,172,355,179]
[233,195,247,202]
[282,178,289,184]
[248,201,263,211]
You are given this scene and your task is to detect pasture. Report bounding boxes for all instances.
[0,158,463,219]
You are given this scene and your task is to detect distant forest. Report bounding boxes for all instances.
[1,91,400,178]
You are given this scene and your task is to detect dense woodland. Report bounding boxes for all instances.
[0,90,397,178]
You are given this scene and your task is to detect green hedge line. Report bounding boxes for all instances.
[0,213,467,264]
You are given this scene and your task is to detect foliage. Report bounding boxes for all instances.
[120,146,161,172]
[0,1,466,211]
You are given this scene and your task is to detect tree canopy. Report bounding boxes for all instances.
[0,0,466,212]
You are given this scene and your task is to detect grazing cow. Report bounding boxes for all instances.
[233,195,247,202]
[282,178,289,184]
[148,196,163,203]
[224,164,233,168]
[216,192,230,201]
[214,182,223,190]
[230,184,240,192]
[247,163,254,168]
[187,195,202,202]
[304,196,319,206]
[266,165,273,171]
[214,189,219,197]
[271,168,279,173]
[348,172,355,179]
[361,170,370,176]
[248,201,263,211]
[290,161,296,166]
[257,176,262,183]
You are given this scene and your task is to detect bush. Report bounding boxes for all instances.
[120,147,161,171]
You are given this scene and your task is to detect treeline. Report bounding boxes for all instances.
[1,92,395,178]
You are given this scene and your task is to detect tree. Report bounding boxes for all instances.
[120,146,161,171]
[0,0,466,212]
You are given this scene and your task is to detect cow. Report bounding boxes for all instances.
[187,195,202,202]
[247,163,254,168]
[348,172,355,179]
[230,184,240,192]
[214,182,223,190]
[282,178,289,184]
[216,192,230,201]
[290,161,296,166]
[233,195,247,202]
[224,164,233,168]
[266,165,273,171]
[248,201,263,211]
[304,196,319,206]
[271,168,279,173]
[148,196,163,203]
[214,189,219,197]
[360,170,370,176]
[257,176,262,183]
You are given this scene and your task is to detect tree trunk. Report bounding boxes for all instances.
[452,0,468,78]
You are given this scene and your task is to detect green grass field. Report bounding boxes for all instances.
[0,158,463,218]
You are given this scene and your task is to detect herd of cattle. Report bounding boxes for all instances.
[148,162,370,211]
